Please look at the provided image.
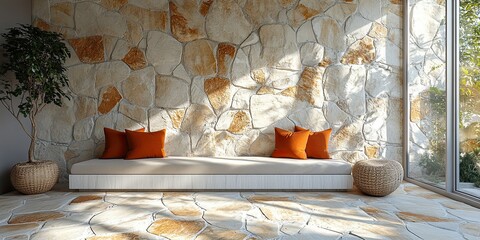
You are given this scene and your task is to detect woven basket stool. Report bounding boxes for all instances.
[11,161,59,195]
[352,160,404,197]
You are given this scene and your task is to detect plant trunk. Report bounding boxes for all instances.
[28,115,36,163]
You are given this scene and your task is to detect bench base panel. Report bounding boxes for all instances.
[69,175,353,190]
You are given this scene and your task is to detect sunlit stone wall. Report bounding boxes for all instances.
[32,0,403,181]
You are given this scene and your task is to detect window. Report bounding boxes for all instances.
[405,0,480,207]
[407,0,447,189]
[457,0,480,198]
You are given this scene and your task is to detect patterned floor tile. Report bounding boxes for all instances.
[0,183,479,239]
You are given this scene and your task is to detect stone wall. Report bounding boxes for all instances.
[32,0,404,181]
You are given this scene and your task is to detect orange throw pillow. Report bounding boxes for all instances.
[295,126,332,159]
[101,128,145,159]
[125,129,167,160]
[271,127,310,159]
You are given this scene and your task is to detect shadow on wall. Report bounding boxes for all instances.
[0,0,31,193]
[29,0,404,181]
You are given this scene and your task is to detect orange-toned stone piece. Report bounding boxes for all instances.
[365,146,379,159]
[68,36,105,64]
[8,212,65,224]
[70,195,103,204]
[341,37,376,65]
[98,86,122,114]
[216,43,236,77]
[396,212,456,222]
[200,0,214,16]
[100,0,128,10]
[169,0,206,42]
[87,232,140,240]
[148,219,205,239]
[204,77,231,112]
[122,47,147,70]
[228,111,250,134]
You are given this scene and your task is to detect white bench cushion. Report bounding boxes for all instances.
[70,156,352,175]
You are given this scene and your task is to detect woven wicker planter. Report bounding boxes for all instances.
[352,160,404,197]
[11,160,59,195]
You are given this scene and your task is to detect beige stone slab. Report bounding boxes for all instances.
[90,205,155,227]
[246,218,279,239]
[447,209,480,223]
[13,196,73,214]
[203,210,244,230]
[91,216,154,236]
[30,225,94,240]
[162,193,202,218]
[406,222,464,240]
[61,201,112,213]
[196,226,247,240]
[42,212,95,229]
[282,224,342,240]
[0,198,26,214]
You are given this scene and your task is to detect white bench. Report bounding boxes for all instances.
[69,156,353,190]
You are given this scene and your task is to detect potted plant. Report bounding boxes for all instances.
[0,25,70,194]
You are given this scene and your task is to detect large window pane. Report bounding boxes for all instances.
[408,0,447,188]
[458,0,480,197]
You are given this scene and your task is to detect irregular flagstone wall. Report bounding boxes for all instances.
[32,0,404,181]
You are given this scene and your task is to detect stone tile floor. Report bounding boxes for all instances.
[1,183,480,240]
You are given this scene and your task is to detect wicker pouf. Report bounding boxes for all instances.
[11,160,59,195]
[352,160,404,197]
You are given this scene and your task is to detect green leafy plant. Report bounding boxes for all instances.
[419,153,446,177]
[458,0,480,188]
[0,24,70,163]
[459,148,480,187]
[460,0,480,128]
[417,87,447,181]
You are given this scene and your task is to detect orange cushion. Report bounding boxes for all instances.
[125,129,167,160]
[101,128,145,159]
[295,126,332,159]
[271,127,310,159]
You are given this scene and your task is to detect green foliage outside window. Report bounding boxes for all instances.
[417,87,447,183]
[458,0,480,186]
[418,0,480,185]
[459,149,480,187]
[459,0,480,127]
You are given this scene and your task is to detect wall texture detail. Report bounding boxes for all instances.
[32,0,404,181]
